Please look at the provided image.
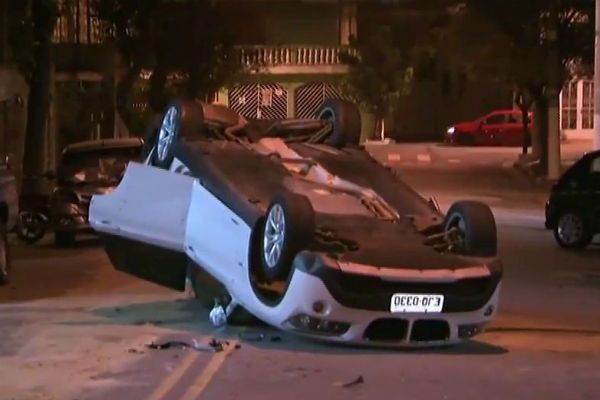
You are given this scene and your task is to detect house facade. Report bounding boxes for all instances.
[560,79,594,140]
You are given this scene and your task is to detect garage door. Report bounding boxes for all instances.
[228,83,288,120]
[295,82,349,119]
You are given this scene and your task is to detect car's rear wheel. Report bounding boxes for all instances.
[54,231,75,248]
[444,201,497,257]
[260,193,315,282]
[151,99,205,169]
[553,211,592,249]
[316,99,362,148]
[457,134,475,146]
[0,223,10,286]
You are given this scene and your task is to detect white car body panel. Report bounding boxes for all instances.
[90,147,501,347]
[89,162,194,252]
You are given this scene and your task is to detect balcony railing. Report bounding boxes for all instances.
[238,46,354,68]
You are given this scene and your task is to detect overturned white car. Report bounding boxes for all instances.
[90,99,502,347]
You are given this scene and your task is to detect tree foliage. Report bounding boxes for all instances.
[93,0,244,132]
[340,27,413,121]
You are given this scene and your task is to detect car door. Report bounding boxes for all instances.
[584,155,600,232]
[501,112,525,146]
[479,113,506,145]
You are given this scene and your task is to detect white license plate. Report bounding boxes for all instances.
[390,294,444,313]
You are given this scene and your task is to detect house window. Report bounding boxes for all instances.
[561,81,578,130]
[582,80,594,130]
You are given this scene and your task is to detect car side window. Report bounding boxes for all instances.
[507,113,522,124]
[484,114,505,125]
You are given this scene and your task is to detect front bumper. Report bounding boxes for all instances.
[248,253,502,347]
[265,268,500,347]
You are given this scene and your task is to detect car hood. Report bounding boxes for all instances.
[452,121,479,132]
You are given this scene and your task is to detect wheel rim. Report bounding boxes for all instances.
[157,106,178,162]
[557,213,584,245]
[447,215,467,251]
[263,204,286,269]
[19,213,44,239]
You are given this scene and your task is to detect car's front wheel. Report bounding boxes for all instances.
[0,223,10,285]
[444,201,497,257]
[260,193,315,282]
[553,211,592,249]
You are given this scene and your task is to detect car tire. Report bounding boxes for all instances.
[54,231,75,248]
[189,263,229,309]
[457,134,475,146]
[16,211,47,244]
[316,99,362,148]
[444,201,497,257]
[0,223,10,286]
[553,211,592,250]
[260,193,315,282]
[151,99,205,169]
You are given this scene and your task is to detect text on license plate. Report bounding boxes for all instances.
[390,294,444,313]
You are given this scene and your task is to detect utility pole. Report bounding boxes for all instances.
[594,0,600,150]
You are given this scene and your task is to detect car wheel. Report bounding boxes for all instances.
[444,201,497,257]
[151,99,205,169]
[0,223,10,286]
[316,99,362,148]
[457,134,475,146]
[189,262,229,309]
[16,211,47,244]
[260,193,315,282]
[54,231,75,248]
[553,211,592,249]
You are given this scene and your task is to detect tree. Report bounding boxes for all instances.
[94,0,244,134]
[340,27,413,140]
[8,0,58,186]
[445,0,594,175]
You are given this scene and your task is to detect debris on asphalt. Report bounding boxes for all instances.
[234,343,241,349]
[127,348,144,355]
[208,338,224,352]
[146,339,222,353]
[335,375,365,388]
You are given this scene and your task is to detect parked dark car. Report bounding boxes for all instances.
[0,158,18,285]
[51,138,144,247]
[445,109,533,146]
[545,150,600,249]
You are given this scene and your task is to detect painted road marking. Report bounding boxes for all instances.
[387,153,401,162]
[179,341,237,400]
[448,159,461,164]
[417,154,432,163]
[146,351,200,400]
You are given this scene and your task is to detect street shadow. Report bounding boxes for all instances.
[74,299,508,356]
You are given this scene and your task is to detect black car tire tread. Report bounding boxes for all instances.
[316,99,362,148]
[444,201,497,257]
[553,211,592,250]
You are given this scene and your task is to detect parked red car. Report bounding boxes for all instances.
[445,109,533,146]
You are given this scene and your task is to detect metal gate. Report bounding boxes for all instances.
[295,82,349,119]
[228,83,288,120]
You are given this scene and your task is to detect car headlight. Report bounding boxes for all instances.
[447,127,456,135]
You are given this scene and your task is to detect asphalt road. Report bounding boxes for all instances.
[1,146,599,400]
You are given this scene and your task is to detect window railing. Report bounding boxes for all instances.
[238,45,354,67]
